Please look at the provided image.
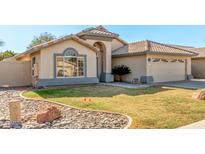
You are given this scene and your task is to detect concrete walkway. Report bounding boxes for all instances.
[101,79,205,90]
[179,120,205,129]
[100,82,150,89]
[161,79,205,90]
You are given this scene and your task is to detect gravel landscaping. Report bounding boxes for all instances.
[0,87,129,129]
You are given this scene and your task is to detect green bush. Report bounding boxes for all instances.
[0,50,16,61]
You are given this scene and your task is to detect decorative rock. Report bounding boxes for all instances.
[10,121,22,129]
[192,90,205,100]
[9,100,22,129]
[37,106,61,123]
[0,87,129,129]
[0,120,10,129]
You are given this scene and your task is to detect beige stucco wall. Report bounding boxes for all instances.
[111,39,124,51]
[192,58,205,78]
[2,56,17,62]
[17,55,31,61]
[39,39,97,79]
[3,55,30,62]
[0,61,31,87]
[146,54,191,82]
[112,55,147,82]
[85,39,112,74]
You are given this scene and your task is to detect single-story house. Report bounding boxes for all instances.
[0,26,198,87]
[190,48,205,78]
[167,46,205,79]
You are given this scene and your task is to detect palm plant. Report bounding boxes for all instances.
[112,65,131,82]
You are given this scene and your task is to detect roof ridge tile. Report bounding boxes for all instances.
[148,40,198,55]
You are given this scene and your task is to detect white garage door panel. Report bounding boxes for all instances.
[150,61,186,82]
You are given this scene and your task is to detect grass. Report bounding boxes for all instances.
[22,85,205,128]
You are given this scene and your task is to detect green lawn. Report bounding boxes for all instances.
[22,85,205,128]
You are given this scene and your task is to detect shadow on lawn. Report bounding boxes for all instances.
[30,85,174,99]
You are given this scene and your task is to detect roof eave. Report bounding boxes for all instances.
[192,56,205,59]
[114,37,128,45]
[15,48,40,59]
[146,51,197,57]
[16,35,98,59]
[112,50,197,58]
[112,51,147,57]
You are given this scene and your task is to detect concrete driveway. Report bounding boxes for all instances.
[179,120,205,129]
[160,79,205,90]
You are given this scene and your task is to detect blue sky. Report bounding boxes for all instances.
[1,25,205,53]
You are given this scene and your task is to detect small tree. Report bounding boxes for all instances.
[27,32,56,49]
[0,41,5,61]
[0,54,3,61]
[112,65,131,82]
[0,50,16,61]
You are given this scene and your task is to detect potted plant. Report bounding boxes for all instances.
[112,65,131,82]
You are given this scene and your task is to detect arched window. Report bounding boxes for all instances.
[64,48,78,56]
[56,48,85,78]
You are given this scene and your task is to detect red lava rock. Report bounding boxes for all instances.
[192,90,205,100]
[37,106,61,123]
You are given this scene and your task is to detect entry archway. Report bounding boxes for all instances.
[93,42,106,82]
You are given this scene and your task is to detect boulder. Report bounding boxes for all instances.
[37,106,61,123]
[192,90,205,100]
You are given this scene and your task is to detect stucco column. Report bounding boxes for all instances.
[101,42,114,82]
[140,55,154,83]
[186,58,193,80]
[105,43,112,73]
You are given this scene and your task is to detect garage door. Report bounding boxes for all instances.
[149,58,186,82]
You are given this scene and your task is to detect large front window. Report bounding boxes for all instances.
[56,48,85,78]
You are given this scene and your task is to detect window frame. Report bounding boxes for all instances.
[56,55,85,78]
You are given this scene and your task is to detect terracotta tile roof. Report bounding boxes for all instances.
[16,26,128,59]
[166,44,194,49]
[168,45,205,59]
[77,26,128,45]
[16,35,98,59]
[188,48,205,59]
[112,40,198,57]
[78,25,119,37]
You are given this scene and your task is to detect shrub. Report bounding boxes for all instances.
[112,65,131,81]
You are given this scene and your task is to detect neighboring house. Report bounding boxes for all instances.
[0,26,198,87]
[170,46,205,79]
[190,48,205,78]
